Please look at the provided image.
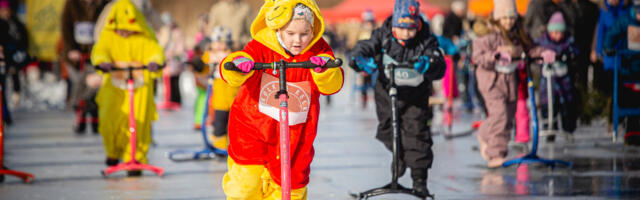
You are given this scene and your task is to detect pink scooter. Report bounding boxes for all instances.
[224,58,342,200]
[99,65,164,177]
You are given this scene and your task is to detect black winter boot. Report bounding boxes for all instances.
[73,122,86,134]
[411,168,429,196]
[91,122,99,134]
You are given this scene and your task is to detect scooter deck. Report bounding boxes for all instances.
[102,161,164,177]
[168,146,227,162]
[0,168,34,183]
[350,183,434,200]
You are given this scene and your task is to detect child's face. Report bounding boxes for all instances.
[115,29,135,38]
[549,31,564,42]
[607,0,620,6]
[210,41,228,52]
[498,17,516,31]
[279,19,313,56]
[392,27,417,41]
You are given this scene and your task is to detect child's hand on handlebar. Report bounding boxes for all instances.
[354,56,377,74]
[495,51,512,66]
[148,62,160,72]
[232,56,254,73]
[541,50,556,64]
[414,56,430,74]
[99,63,113,72]
[310,56,330,73]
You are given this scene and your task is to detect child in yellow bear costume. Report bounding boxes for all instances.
[91,0,164,176]
[219,0,344,199]
[200,26,239,150]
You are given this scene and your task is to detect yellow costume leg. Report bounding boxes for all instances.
[212,135,228,150]
[222,157,307,200]
[211,78,239,151]
[261,172,307,200]
[223,157,265,200]
[97,74,129,160]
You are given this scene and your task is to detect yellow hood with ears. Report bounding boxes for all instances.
[103,0,156,39]
[250,0,325,58]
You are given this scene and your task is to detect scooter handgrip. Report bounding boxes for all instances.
[224,62,243,72]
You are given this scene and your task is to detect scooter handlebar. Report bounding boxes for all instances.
[223,58,343,72]
[95,65,148,72]
[386,63,413,69]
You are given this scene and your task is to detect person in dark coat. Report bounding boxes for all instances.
[442,0,466,43]
[350,0,446,195]
[524,0,562,39]
[603,0,640,146]
[557,0,599,91]
[61,0,109,134]
[0,0,28,114]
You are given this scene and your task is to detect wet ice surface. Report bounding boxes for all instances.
[1,70,640,199]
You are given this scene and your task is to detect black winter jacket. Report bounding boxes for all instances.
[350,16,445,103]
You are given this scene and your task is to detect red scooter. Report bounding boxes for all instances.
[0,57,34,183]
[98,64,164,177]
[224,58,342,200]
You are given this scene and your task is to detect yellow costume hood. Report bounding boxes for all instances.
[103,0,155,38]
[251,0,325,58]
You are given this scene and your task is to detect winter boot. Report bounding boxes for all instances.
[74,101,87,134]
[105,157,119,166]
[90,117,99,134]
[411,168,429,196]
[127,170,142,177]
[73,121,86,134]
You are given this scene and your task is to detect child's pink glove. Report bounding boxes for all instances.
[310,56,330,73]
[232,56,254,73]
[541,50,556,64]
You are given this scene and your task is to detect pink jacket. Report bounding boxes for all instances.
[472,32,520,102]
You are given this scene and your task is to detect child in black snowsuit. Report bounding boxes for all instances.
[350,0,446,194]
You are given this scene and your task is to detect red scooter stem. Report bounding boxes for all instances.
[279,93,291,200]
[128,79,137,163]
[223,59,342,199]
[101,66,164,177]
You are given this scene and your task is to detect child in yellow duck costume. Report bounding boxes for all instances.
[219,0,343,199]
[91,0,164,170]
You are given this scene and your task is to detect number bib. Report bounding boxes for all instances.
[382,54,424,87]
[258,74,312,125]
[74,22,95,45]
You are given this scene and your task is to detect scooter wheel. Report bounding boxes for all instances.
[0,174,4,183]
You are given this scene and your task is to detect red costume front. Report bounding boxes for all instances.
[220,38,342,189]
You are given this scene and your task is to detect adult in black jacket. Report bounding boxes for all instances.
[349,0,445,195]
